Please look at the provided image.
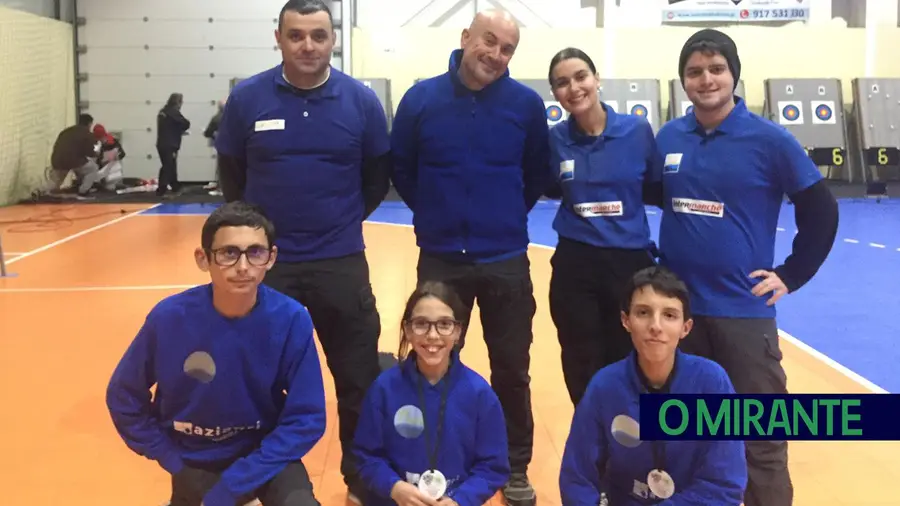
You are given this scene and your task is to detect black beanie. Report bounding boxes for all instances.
[678,29,741,89]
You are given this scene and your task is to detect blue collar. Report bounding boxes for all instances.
[447,48,510,96]
[680,95,749,135]
[564,101,627,145]
[274,63,341,99]
[401,348,463,388]
[625,349,682,394]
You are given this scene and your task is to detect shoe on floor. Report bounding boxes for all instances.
[503,473,536,506]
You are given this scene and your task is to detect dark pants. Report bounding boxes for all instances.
[170,460,318,506]
[548,238,657,407]
[156,146,180,195]
[264,252,382,486]
[417,251,535,475]
[679,316,792,506]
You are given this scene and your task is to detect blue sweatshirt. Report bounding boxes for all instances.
[106,284,327,506]
[560,351,747,506]
[550,102,660,250]
[655,97,823,318]
[390,49,552,262]
[353,351,510,506]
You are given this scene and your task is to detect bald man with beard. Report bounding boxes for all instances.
[389,10,551,506]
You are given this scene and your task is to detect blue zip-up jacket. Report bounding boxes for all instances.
[353,351,510,506]
[106,284,327,506]
[390,49,552,262]
[560,351,747,505]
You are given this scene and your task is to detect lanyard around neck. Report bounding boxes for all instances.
[416,373,450,471]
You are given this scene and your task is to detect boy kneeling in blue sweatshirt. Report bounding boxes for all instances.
[354,281,511,506]
[106,201,327,506]
[559,266,747,505]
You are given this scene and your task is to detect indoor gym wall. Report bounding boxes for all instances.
[74,0,349,183]
[0,5,75,207]
[351,24,900,116]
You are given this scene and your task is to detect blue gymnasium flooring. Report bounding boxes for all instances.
[144,197,900,393]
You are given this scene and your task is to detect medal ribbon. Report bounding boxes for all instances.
[416,372,450,471]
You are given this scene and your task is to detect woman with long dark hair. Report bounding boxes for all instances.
[545,48,662,408]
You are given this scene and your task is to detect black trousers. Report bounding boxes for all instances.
[417,250,535,475]
[549,237,657,408]
[156,146,180,195]
[680,316,792,506]
[264,252,382,485]
[170,460,318,506]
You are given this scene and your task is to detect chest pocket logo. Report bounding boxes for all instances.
[560,160,575,182]
[663,153,682,174]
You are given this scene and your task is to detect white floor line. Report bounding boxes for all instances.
[0,284,197,293]
[1,252,26,256]
[778,330,888,393]
[364,221,889,395]
[5,204,159,266]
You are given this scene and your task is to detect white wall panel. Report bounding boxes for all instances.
[77,0,346,181]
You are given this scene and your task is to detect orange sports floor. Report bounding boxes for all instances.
[0,203,896,505]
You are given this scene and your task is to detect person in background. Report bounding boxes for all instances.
[388,10,550,506]
[204,100,225,196]
[354,281,510,506]
[105,201,326,506]
[156,92,191,197]
[34,113,102,198]
[92,123,126,191]
[559,266,747,506]
[652,29,839,506]
[214,1,392,502]
[543,47,660,409]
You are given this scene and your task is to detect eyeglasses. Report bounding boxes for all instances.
[208,245,272,267]
[405,317,461,337]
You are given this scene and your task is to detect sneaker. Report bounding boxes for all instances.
[503,473,536,506]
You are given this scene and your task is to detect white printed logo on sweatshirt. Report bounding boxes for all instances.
[172,420,262,443]
[671,197,725,218]
[184,351,217,383]
[394,405,425,439]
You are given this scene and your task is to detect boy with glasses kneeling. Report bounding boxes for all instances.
[106,201,326,506]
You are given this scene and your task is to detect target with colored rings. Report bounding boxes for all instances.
[815,104,832,121]
[546,104,563,121]
[631,104,648,117]
[782,104,800,121]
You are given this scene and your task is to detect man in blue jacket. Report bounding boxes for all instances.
[653,29,839,506]
[389,10,551,506]
[214,1,392,502]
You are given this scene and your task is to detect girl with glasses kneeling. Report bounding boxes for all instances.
[353,281,510,506]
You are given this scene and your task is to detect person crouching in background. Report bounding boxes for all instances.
[354,281,510,506]
[92,123,126,191]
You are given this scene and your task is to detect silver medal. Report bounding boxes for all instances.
[418,469,447,499]
[647,469,675,499]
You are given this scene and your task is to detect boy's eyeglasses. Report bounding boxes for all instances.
[208,246,272,267]
[405,317,461,337]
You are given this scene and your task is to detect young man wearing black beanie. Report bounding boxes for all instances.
[651,28,839,506]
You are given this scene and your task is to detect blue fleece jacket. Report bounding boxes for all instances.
[353,351,510,506]
[560,351,747,506]
[389,49,552,262]
[105,284,327,506]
